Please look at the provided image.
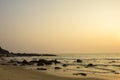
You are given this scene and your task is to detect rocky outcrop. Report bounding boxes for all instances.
[0,46,57,57]
[0,46,9,54]
[0,46,10,56]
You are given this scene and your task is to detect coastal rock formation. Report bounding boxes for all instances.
[0,46,57,57]
[0,46,10,56]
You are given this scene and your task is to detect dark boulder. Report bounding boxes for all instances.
[86,63,95,68]
[76,66,80,68]
[20,60,31,65]
[38,59,52,65]
[0,46,10,56]
[38,59,60,65]
[52,59,61,64]
[36,68,47,70]
[29,60,38,64]
[73,73,87,76]
[76,59,82,63]
[62,64,68,67]
[54,67,62,70]
[37,62,44,66]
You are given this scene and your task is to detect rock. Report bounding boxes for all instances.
[20,60,31,65]
[38,59,52,65]
[45,61,52,65]
[86,63,95,68]
[37,62,44,66]
[76,59,82,63]
[54,67,61,70]
[109,61,116,63]
[36,68,47,70]
[8,59,16,63]
[12,63,18,66]
[53,59,61,64]
[29,60,38,64]
[73,73,87,76]
[80,73,87,76]
[111,70,119,74]
[62,64,68,67]
[22,60,28,64]
[0,46,10,57]
[76,66,80,68]
[38,59,47,63]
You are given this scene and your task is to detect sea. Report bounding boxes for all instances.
[6,53,120,80]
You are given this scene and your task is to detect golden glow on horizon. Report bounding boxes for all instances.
[0,0,120,53]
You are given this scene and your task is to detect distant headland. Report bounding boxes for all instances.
[0,46,56,57]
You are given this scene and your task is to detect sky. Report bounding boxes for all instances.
[0,0,120,54]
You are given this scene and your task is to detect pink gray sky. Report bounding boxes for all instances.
[0,0,120,54]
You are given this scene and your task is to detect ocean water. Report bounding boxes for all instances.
[6,53,120,80]
[44,53,120,79]
[7,53,120,60]
[59,53,120,59]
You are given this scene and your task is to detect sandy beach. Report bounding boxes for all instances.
[0,0,120,80]
[0,65,107,80]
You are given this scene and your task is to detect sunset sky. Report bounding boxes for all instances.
[0,0,120,53]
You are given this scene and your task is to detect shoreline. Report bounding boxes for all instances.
[0,56,120,80]
[0,65,106,80]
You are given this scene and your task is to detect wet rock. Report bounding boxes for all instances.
[8,59,16,63]
[111,70,119,74]
[45,61,53,65]
[20,60,31,65]
[22,60,29,64]
[38,59,52,65]
[86,63,95,68]
[37,62,44,66]
[76,66,80,68]
[111,70,116,73]
[7,60,19,66]
[79,73,87,76]
[54,67,62,70]
[12,63,18,66]
[109,61,116,63]
[52,59,61,64]
[38,59,47,63]
[73,73,87,76]
[62,64,68,67]
[76,59,82,63]
[36,68,47,70]
[29,60,38,64]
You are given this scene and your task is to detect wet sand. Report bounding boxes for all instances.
[0,65,106,80]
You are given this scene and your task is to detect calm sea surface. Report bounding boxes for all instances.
[58,53,120,59]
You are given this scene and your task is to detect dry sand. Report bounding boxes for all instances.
[0,65,107,80]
